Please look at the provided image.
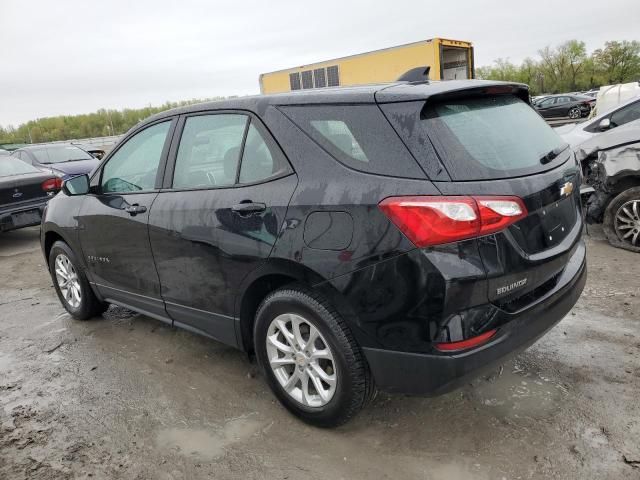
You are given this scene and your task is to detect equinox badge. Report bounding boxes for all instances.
[496,278,528,296]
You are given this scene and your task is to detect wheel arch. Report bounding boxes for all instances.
[608,175,640,197]
[235,259,357,354]
[43,228,72,266]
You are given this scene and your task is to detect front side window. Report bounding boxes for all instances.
[173,114,248,189]
[101,121,171,193]
[539,97,556,108]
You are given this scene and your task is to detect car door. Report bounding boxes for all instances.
[78,118,176,319]
[535,97,557,117]
[550,96,570,116]
[148,111,297,346]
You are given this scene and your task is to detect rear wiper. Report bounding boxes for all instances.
[540,144,569,165]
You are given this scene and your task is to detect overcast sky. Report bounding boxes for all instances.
[1,0,638,126]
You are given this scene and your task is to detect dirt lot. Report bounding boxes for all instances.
[1,226,639,480]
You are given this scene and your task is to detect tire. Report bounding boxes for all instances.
[254,285,375,427]
[568,107,581,119]
[49,241,109,320]
[603,187,640,253]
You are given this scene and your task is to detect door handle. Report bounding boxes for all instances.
[123,204,147,216]
[231,202,266,215]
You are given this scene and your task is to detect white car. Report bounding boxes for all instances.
[556,95,640,147]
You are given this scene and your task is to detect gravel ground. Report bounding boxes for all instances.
[0,226,639,480]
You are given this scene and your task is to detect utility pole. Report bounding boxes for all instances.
[106,111,115,136]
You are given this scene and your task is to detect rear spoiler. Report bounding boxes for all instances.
[376,81,530,105]
[429,84,531,105]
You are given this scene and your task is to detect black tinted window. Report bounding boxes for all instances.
[173,114,248,189]
[383,95,568,181]
[538,97,555,108]
[238,121,291,184]
[281,105,425,179]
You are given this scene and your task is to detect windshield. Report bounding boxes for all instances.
[0,157,40,177]
[420,95,569,180]
[30,145,93,164]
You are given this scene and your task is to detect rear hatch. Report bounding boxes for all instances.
[378,85,582,312]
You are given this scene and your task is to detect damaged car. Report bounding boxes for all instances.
[577,119,640,252]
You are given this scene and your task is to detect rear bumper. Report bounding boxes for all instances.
[362,240,587,395]
[0,201,47,232]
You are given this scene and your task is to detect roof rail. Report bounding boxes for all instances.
[397,66,431,83]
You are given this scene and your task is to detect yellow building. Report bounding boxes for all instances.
[259,38,474,94]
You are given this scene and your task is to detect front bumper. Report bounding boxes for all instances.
[0,201,47,232]
[362,240,587,395]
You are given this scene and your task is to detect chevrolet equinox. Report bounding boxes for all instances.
[41,80,587,427]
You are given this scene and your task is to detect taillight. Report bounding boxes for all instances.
[41,177,63,192]
[378,195,527,247]
[435,329,497,352]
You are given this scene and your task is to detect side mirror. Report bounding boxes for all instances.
[599,118,611,131]
[62,174,90,196]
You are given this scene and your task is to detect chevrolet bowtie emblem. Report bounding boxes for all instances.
[560,182,574,197]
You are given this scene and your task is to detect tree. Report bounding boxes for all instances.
[593,40,640,84]
[0,97,227,144]
[477,39,640,95]
[563,40,587,90]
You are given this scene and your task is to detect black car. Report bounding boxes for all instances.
[534,94,592,119]
[41,80,586,427]
[12,144,100,181]
[1,156,61,232]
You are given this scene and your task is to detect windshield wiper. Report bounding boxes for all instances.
[540,144,569,165]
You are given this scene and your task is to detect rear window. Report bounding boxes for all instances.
[31,145,93,164]
[280,104,425,179]
[382,95,569,181]
[0,157,39,177]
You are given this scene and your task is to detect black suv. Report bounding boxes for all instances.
[42,80,586,427]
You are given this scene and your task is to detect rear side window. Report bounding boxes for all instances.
[382,95,569,181]
[173,114,247,189]
[610,100,640,128]
[173,114,292,189]
[280,104,425,179]
[238,121,290,184]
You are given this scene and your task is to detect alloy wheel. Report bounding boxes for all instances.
[55,254,82,308]
[266,313,337,407]
[614,199,640,247]
[568,107,581,119]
